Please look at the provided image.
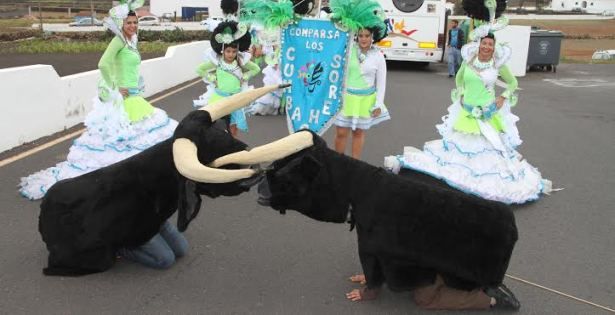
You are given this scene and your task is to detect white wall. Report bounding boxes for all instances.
[0,41,210,153]
[150,0,222,18]
[494,25,531,77]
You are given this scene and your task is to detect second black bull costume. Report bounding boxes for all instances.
[254,130,520,310]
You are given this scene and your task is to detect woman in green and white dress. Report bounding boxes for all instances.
[386,33,553,204]
[19,2,177,200]
[334,27,390,159]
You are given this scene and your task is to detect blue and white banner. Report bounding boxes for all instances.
[280,19,350,135]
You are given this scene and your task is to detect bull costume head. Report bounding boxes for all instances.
[243,130,518,292]
[39,84,306,276]
[258,132,349,223]
[171,87,270,231]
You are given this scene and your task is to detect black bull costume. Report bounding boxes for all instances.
[39,84,306,276]
[256,130,518,292]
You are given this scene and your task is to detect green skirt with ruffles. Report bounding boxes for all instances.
[123,96,154,122]
[342,92,377,118]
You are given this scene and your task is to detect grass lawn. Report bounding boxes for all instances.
[0,18,33,30]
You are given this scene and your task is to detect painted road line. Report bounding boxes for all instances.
[435,74,523,90]
[0,79,201,169]
[506,274,615,313]
[544,78,615,88]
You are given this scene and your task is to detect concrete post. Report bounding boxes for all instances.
[90,0,94,25]
[38,2,43,31]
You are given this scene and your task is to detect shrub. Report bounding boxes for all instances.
[0,29,42,41]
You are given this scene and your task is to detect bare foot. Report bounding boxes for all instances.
[349,274,366,285]
[345,287,379,302]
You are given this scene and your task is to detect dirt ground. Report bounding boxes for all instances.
[0,52,165,76]
[510,19,615,38]
[511,19,615,61]
[562,38,615,61]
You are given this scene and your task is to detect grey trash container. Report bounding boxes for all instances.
[527,30,563,72]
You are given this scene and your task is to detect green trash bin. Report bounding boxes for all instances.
[527,30,563,73]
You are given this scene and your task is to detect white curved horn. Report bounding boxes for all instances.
[201,84,290,121]
[173,138,256,183]
[209,131,314,168]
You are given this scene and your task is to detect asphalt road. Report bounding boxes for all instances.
[0,62,613,314]
[0,52,164,77]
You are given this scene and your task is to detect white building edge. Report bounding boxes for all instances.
[546,0,615,14]
[150,0,223,19]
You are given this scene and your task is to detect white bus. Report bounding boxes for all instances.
[376,0,449,64]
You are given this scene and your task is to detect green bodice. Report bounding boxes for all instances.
[346,47,369,89]
[216,68,242,94]
[98,36,141,89]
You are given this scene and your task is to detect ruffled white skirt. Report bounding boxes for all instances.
[385,100,552,205]
[334,109,391,130]
[19,92,178,200]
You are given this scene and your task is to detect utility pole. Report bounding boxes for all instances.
[38,1,43,31]
[90,0,95,25]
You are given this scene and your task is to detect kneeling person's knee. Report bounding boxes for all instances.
[153,250,176,269]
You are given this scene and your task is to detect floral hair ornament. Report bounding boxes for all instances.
[460,0,512,77]
[103,0,145,49]
[463,0,509,42]
[214,23,249,45]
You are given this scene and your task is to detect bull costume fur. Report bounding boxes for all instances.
[39,85,293,276]
[250,130,518,293]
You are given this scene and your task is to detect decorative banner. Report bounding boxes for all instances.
[280,19,350,135]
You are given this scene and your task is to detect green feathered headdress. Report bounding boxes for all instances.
[240,0,295,29]
[329,0,386,39]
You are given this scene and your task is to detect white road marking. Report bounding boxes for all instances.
[496,79,523,90]
[544,78,615,88]
[506,274,615,313]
